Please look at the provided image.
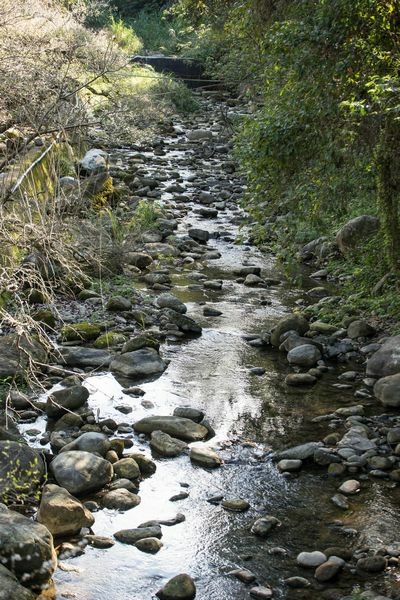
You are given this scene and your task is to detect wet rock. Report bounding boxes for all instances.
[37,484,94,536]
[367,335,400,378]
[287,344,321,367]
[347,320,376,339]
[150,430,188,457]
[277,442,322,461]
[188,228,209,244]
[324,547,353,561]
[59,432,110,456]
[113,457,140,480]
[156,573,196,600]
[249,586,273,599]
[50,450,113,495]
[114,525,162,545]
[336,215,379,253]
[135,537,163,553]
[0,506,57,587]
[221,498,250,512]
[134,416,208,442]
[374,374,400,408]
[228,568,256,583]
[162,309,202,335]
[101,489,141,510]
[297,551,327,568]
[129,453,157,476]
[313,449,341,466]
[314,557,344,582]
[270,315,309,347]
[338,480,360,495]
[357,556,387,573]
[244,274,265,287]
[0,441,46,504]
[331,494,349,510]
[277,459,302,472]
[190,446,222,468]
[0,564,35,599]
[368,456,392,470]
[285,373,316,386]
[251,516,280,537]
[157,293,187,314]
[338,426,376,452]
[173,407,204,423]
[110,348,166,378]
[85,535,115,549]
[285,576,310,588]
[203,306,223,317]
[59,346,111,368]
[122,334,160,353]
[170,492,189,502]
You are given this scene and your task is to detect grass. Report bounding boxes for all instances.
[109,16,143,54]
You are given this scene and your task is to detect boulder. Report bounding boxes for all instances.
[287,344,321,367]
[110,348,166,379]
[125,252,153,270]
[0,506,56,587]
[270,315,309,347]
[374,374,400,408]
[157,293,187,314]
[101,489,141,510]
[162,309,202,335]
[122,334,160,353]
[135,537,163,554]
[367,336,400,378]
[113,457,140,480]
[58,346,112,368]
[0,334,47,378]
[347,320,376,339]
[189,446,222,468]
[188,228,209,244]
[0,564,35,600]
[297,551,327,568]
[105,296,132,311]
[46,385,89,419]
[0,441,46,505]
[276,442,322,461]
[59,432,111,456]
[336,215,380,253]
[37,484,94,536]
[150,431,188,457]
[156,574,196,600]
[80,149,108,174]
[114,525,161,545]
[50,451,113,495]
[133,416,208,442]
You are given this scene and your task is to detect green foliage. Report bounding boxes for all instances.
[153,75,199,113]
[132,199,162,231]
[109,16,143,53]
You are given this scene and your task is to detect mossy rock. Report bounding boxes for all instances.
[94,332,127,348]
[27,288,47,304]
[32,309,56,329]
[61,322,102,342]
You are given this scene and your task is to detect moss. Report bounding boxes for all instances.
[94,332,127,348]
[91,175,114,210]
[61,322,103,342]
[32,309,56,329]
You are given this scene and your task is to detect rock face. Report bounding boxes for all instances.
[287,344,321,367]
[0,564,35,600]
[37,484,94,536]
[367,336,400,377]
[0,506,57,587]
[0,441,46,505]
[133,416,208,442]
[110,348,166,379]
[0,334,47,378]
[270,315,309,347]
[156,574,196,600]
[374,374,400,408]
[336,215,380,253]
[46,385,89,418]
[50,451,113,495]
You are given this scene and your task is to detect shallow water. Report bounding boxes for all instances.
[25,95,400,600]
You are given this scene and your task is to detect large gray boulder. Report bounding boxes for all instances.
[37,484,94,537]
[46,385,89,418]
[134,416,208,442]
[0,334,47,378]
[374,374,400,408]
[336,215,380,254]
[0,506,56,587]
[0,564,35,600]
[367,336,400,378]
[270,315,309,347]
[59,346,112,368]
[157,293,187,314]
[287,344,321,367]
[110,348,166,379]
[59,432,111,456]
[50,451,113,495]
[0,441,46,505]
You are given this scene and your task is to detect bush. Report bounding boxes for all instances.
[109,16,142,53]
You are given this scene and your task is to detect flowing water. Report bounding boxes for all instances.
[23,93,400,600]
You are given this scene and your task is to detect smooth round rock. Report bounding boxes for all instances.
[156,573,196,599]
[338,480,360,495]
[135,537,163,554]
[221,498,250,512]
[297,551,327,568]
[277,459,302,472]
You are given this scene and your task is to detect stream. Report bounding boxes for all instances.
[22,91,400,600]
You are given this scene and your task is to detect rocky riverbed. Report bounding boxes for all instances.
[1,91,400,600]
